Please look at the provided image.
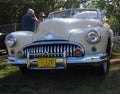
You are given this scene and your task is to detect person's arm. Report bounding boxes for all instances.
[33,13,38,23]
[31,13,38,24]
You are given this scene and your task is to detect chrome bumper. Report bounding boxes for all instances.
[7,53,108,70]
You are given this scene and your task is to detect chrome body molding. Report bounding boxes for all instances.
[7,53,108,70]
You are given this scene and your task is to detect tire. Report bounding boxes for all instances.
[19,66,29,73]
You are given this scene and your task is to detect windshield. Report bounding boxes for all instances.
[48,10,71,19]
[48,9,98,20]
[72,11,97,19]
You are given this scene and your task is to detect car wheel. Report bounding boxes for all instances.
[97,60,110,75]
[19,66,29,73]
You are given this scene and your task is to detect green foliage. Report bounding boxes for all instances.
[0,0,120,34]
[89,0,120,34]
[108,16,119,32]
[112,48,120,58]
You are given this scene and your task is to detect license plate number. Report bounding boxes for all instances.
[38,58,56,68]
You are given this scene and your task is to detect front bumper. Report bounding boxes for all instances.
[7,53,108,70]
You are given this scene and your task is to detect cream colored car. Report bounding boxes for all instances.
[5,8,114,74]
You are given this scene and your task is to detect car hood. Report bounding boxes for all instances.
[37,18,102,41]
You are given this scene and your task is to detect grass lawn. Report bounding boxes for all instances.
[0,49,120,94]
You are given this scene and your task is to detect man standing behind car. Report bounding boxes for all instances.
[22,8,38,32]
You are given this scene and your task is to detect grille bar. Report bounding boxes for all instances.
[23,44,83,58]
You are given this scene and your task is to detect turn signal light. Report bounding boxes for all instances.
[74,48,83,56]
[17,50,24,58]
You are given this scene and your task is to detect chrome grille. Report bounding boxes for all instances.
[23,42,84,58]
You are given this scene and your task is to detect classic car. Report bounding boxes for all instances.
[5,8,114,74]
[0,32,8,56]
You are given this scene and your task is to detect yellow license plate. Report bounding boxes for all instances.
[38,58,56,68]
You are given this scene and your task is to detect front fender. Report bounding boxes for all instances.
[6,31,34,56]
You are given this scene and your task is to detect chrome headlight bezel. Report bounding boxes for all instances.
[87,29,101,44]
[5,34,16,47]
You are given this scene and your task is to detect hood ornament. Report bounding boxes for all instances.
[44,32,54,39]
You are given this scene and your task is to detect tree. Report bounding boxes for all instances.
[0,0,120,35]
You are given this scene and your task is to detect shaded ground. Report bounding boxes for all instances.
[0,58,120,94]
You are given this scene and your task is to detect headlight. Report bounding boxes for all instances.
[5,34,16,47]
[87,29,101,44]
